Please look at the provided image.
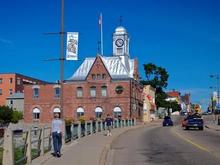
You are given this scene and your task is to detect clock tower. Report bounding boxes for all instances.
[113,26,130,71]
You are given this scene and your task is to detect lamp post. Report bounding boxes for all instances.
[210,74,220,112]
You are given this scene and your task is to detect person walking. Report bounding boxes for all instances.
[105,114,113,136]
[51,113,63,157]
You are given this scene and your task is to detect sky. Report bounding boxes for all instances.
[1,0,220,110]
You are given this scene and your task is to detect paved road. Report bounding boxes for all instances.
[108,122,220,165]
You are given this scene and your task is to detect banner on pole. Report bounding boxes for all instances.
[66,32,78,60]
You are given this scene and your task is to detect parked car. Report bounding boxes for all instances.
[183,113,204,130]
[163,116,173,126]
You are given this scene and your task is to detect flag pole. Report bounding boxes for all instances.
[100,13,103,55]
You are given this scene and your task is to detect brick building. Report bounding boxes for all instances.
[24,26,143,123]
[0,73,47,106]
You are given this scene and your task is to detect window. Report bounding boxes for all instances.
[92,74,96,80]
[117,48,123,54]
[17,78,21,85]
[33,88,39,98]
[10,100,13,105]
[113,107,122,118]
[115,86,124,94]
[54,87,60,98]
[76,107,84,118]
[95,107,103,118]
[9,89,13,95]
[0,78,2,84]
[9,78,13,83]
[33,108,40,119]
[101,86,107,97]
[77,87,83,98]
[97,74,101,80]
[90,86,96,97]
[0,89,2,95]
[102,74,106,79]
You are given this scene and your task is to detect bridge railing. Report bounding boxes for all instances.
[2,118,136,165]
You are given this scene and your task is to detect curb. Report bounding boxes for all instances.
[98,125,146,165]
[205,125,220,131]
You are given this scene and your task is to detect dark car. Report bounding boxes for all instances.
[184,113,204,130]
[163,116,173,126]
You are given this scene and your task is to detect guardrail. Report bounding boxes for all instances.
[2,118,136,165]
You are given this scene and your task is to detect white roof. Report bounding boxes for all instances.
[68,56,135,81]
[115,26,127,34]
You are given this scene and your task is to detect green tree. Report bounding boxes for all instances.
[11,110,23,123]
[0,106,23,124]
[0,105,13,124]
[141,63,171,110]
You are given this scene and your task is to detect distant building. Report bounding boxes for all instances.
[167,90,181,103]
[0,73,47,106]
[24,26,144,123]
[6,93,24,112]
[143,85,156,122]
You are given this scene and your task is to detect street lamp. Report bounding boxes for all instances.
[210,74,220,112]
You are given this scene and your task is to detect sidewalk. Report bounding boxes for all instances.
[203,115,220,131]
[32,125,144,165]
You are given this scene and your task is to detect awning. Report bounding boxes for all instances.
[33,108,40,113]
[53,107,61,113]
[113,107,121,112]
[77,107,84,113]
[95,107,103,112]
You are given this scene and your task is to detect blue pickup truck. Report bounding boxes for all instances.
[183,113,204,130]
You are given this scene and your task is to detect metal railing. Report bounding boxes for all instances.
[2,118,136,165]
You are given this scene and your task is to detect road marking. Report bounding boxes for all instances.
[171,128,211,153]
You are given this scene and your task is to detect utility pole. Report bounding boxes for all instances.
[60,0,65,119]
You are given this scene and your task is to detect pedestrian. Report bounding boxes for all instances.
[105,114,113,136]
[51,113,63,157]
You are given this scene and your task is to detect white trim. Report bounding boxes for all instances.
[32,85,40,89]
[113,106,121,112]
[77,107,84,113]
[53,107,61,113]
[33,108,40,113]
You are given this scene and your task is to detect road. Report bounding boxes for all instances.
[107,119,220,165]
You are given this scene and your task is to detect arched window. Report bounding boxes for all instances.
[95,107,103,118]
[77,87,83,98]
[76,107,84,118]
[113,106,122,118]
[101,86,107,97]
[53,107,61,118]
[90,86,96,97]
[33,108,40,119]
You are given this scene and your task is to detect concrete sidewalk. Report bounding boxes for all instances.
[32,125,144,165]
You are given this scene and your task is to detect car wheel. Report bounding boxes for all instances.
[185,126,189,130]
[199,127,204,130]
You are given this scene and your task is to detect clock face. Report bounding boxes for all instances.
[115,38,124,47]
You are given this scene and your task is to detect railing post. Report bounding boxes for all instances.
[90,121,93,135]
[100,120,103,131]
[3,128,14,165]
[40,126,45,156]
[95,121,98,132]
[85,121,88,136]
[116,119,119,128]
[26,128,32,165]
[77,122,81,139]
[71,123,74,139]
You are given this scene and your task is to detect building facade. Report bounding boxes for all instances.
[24,26,143,123]
[0,73,47,106]
[143,85,156,122]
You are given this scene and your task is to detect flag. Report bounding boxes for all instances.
[66,32,78,60]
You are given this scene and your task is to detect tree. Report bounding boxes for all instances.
[141,63,169,89]
[141,63,169,109]
[0,106,23,124]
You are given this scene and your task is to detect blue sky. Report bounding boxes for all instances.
[1,0,220,110]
